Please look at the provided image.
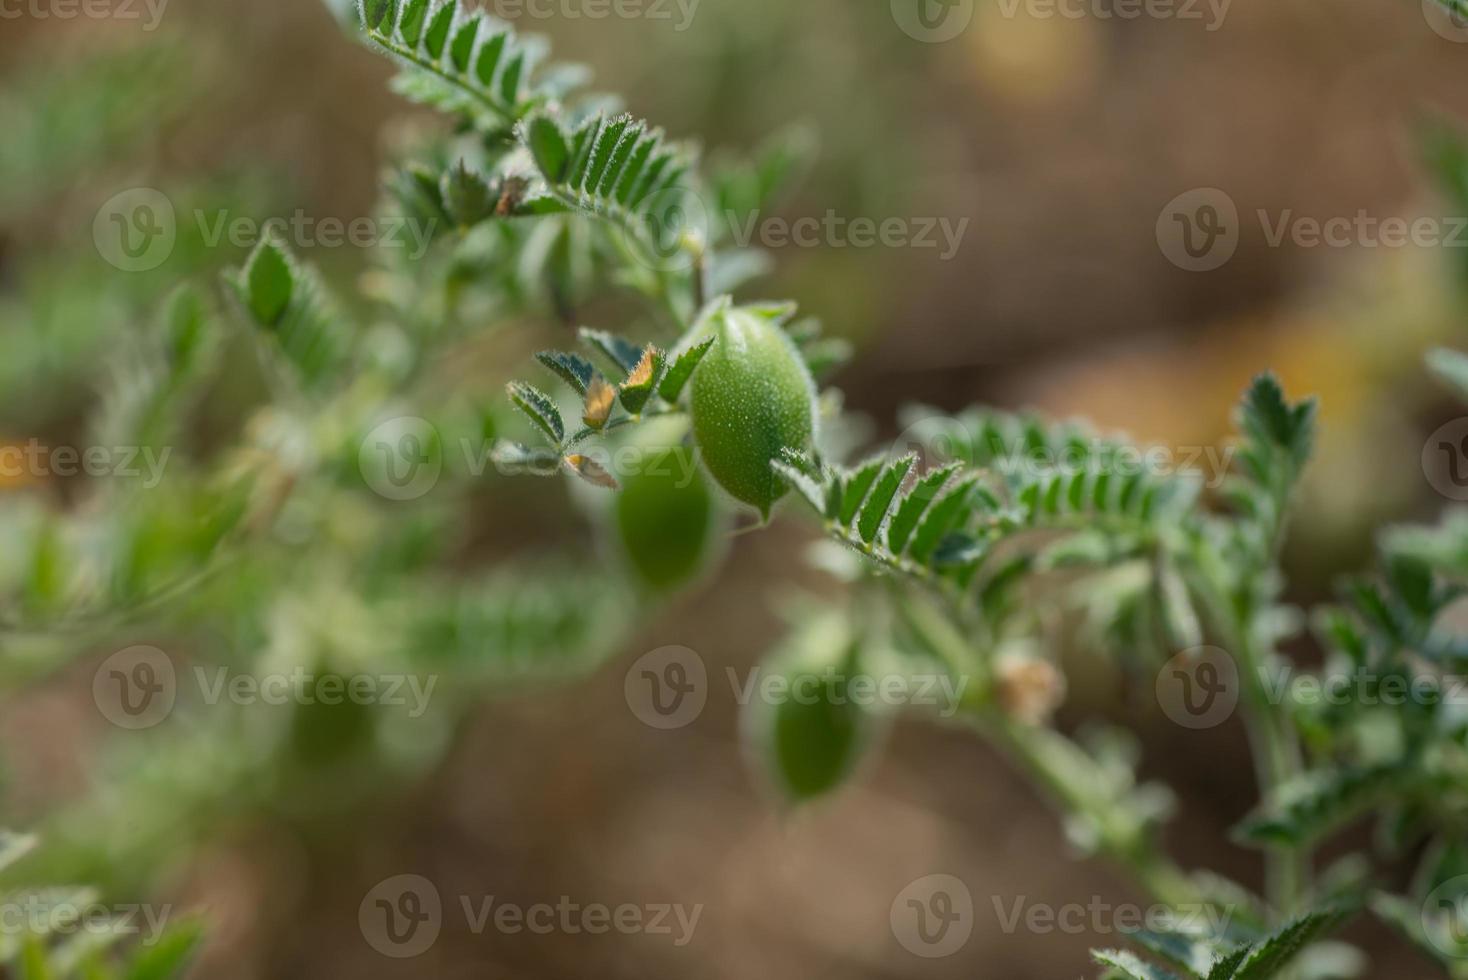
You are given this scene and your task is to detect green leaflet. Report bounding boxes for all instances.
[535,350,595,396]
[506,381,564,445]
[771,455,830,518]
[578,327,644,378]
[422,3,453,59]
[230,238,349,391]
[1092,948,1184,980]
[241,236,292,326]
[855,454,915,545]
[657,335,715,402]
[524,114,569,183]
[836,456,884,527]
[448,14,478,72]
[1219,908,1350,980]
[363,0,567,128]
[885,464,958,553]
[1234,766,1402,848]
[441,160,493,226]
[1238,372,1317,471]
[397,0,428,44]
[618,346,665,416]
[907,478,977,565]
[1094,906,1351,980]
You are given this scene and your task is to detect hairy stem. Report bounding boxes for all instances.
[1186,549,1309,918]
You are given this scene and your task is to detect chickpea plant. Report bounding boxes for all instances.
[343,2,1468,975]
[1,2,1467,977]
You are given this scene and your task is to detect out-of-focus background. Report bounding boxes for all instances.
[3,0,1468,976]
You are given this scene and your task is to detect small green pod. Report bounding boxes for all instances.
[689,307,817,519]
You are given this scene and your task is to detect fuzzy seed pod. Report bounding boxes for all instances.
[689,307,817,519]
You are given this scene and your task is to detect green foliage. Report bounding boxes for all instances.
[361,0,569,132]
[434,17,1468,956]
[8,12,1468,980]
[1095,907,1350,980]
[0,833,201,980]
[521,112,696,224]
[227,237,352,392]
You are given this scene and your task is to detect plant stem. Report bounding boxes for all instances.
[1186,553,1309,917]
[890,587,1248,924]
[1234,627,1309,916]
